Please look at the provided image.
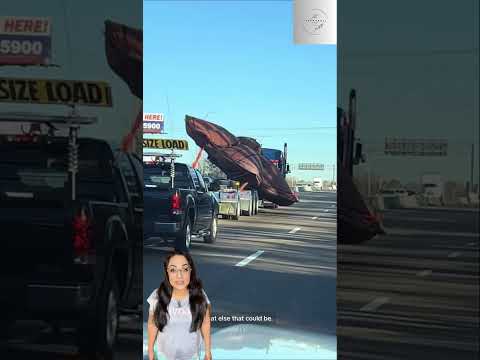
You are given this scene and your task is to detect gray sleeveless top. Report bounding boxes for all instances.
[147,289,210,360]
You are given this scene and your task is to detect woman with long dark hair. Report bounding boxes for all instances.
[147,250,212,360]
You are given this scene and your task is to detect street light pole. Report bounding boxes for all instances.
[470,143,474,191]
[195,112,217,170]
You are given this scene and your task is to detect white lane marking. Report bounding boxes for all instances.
[6,192,34,198]
[288,227,301,234]
[235,250,264,267]
[448,251,461,258]
[323,209,329,212]
[145,245,169,251]
[416,270,432,277]
[467,242,476,246]
[383,228,478,237]
[360,297,390,312]
[312,216,318,220]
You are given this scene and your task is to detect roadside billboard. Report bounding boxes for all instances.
[384,138,448,156]
[0,16,51,66]
[298,163,325,170]
[143,112,164,134]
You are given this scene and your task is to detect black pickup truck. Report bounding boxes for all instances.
[0,115,143,359]
[144,160,219,250]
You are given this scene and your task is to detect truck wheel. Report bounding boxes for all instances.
[77,272,119,360]
[242,203,252,216]
[247,199,253,216]
[233,206,240,220]
[175,219,191,251]
[204,216,218,243]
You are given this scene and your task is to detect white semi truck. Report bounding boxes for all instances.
[421,174,444,206]
[312,177,323,191]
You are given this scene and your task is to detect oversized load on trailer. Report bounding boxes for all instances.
[185,115,297,206]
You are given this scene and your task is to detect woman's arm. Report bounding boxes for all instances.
[200,304,212,359]
[147,312,159,360]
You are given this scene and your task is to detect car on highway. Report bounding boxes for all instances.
[143,160,219,250]
[143,323,336,360]
[300,184,313,192]
[0,113,143,359]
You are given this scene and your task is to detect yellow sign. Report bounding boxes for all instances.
[143,138,189,150]
[0,78,112,107]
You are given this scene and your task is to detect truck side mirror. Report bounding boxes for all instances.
[354,143,363,164]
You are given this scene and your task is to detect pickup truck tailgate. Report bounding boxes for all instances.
[1,199,73,270]
[144,188,174,232]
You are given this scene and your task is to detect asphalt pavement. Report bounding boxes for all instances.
[5,196,478,360]
[337,207,479,359]
[144,191,337,336]
[1,316,142,359]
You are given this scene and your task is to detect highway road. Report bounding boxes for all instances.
[5,198,478,360]
[2,191,337,359]
[338,207,479,359]
[144,191,337,336]
[0,315,142,359]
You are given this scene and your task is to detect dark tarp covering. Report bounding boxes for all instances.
[338,162,384,243]
[238,137,262,154]
[104,20,142,99]
[185,115,297,206]
[104,20,143,152]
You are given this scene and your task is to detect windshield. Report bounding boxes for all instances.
[144,163,192,189]
[0,137,116,200]
[261,148,282,161]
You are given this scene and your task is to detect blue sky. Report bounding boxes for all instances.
[338,0,479,184]
[1,0,142,147]
[144,0,337,181]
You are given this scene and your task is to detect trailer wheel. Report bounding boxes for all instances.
[242,202,252,216]
[204,216,218,243]
[232,205,240,220]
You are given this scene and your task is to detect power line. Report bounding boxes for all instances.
[241,126,336,130]
[342,48,479,58]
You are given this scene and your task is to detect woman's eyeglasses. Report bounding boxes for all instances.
[168,267,191,276]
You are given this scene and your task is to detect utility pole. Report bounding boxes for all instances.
[470,143,474,191]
